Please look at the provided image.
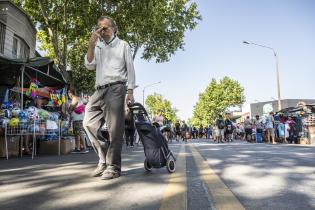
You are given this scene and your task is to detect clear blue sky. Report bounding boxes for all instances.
[133,0,315,120]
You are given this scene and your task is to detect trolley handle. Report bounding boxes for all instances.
[128,102,151,123]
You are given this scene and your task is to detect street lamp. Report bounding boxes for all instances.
[142,81,161,105]
[243,41,282,111]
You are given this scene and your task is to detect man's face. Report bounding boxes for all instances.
[97,19,114,41]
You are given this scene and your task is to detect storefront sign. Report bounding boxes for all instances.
[263,103,273,115]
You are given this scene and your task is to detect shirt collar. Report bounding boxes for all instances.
[105,35,118,47]
[96,36,119,48]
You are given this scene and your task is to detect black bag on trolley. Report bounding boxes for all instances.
[128,102,176,173]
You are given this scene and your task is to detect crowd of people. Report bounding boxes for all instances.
[151,111,302,145]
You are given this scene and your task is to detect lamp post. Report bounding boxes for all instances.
[142,81,161,105]
[243,41,282,111]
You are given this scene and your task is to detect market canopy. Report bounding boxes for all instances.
[0,56,67,87]
[277,106,303,114]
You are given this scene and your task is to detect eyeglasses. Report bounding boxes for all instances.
[96,26,111,33]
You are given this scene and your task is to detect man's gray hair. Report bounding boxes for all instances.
[98,16,118,34]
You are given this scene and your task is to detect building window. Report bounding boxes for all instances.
[0,22,5,54]
[12,36,18,58]
[20,38,30,59]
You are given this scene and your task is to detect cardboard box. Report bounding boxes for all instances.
[308,126,315,134]
[299,138,309,145]
[39,138,74,155]
[0,136,20,157]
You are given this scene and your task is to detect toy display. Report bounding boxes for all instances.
[38,109,51,120]
[48,89,66,107]
[11,107,21,117]
[25,80,40,99]
[1,102,13,110]
[1,57,68,159]
[9,118,20,127]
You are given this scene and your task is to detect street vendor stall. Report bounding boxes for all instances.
[276,103,315,144]
[0,56,72,159]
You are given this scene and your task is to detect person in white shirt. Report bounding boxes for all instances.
[244,116,253,141]
[265,112,275,144]
[83,16,136,180]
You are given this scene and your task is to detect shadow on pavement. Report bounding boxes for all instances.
[0,145,182,210]
[195,141,315,210]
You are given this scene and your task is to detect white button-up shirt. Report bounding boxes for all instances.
[84,37,136,90]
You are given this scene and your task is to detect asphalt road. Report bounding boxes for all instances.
[0,139,314,210]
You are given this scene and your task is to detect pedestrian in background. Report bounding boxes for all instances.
[181,120,188,142]
[207,125,212,139]
[125,107,135,147]
[216,115,225,143]
[174,120,181,141]
[244,116,253,142]
[68,88,88,153]
[286,116,297,144]
[254,115,264,143]
[265,112,275,144]
[225,117,233,142]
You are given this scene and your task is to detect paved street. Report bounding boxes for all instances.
[0,140,314,210]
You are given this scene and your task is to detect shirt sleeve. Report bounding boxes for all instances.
[84,51,97,70]
[124,43,136,89]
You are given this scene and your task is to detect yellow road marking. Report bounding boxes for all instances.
[190,145,245,210]
[160,144,187,210]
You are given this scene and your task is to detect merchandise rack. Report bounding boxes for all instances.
[4,120,61,160]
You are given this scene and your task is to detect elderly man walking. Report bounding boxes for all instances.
[83,16,136,180]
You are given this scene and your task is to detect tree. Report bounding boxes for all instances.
[13,0,201,92]
[145,93,178,124]
[191,77,245,126]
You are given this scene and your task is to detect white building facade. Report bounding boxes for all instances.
[0,0,36,60]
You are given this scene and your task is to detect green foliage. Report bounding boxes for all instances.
[145,93,178,124]
[67,39,96,94]
[13,0,201,93]
[191,77,245,126]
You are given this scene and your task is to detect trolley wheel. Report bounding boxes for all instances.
[166,157,176,173]
[144,159,153,172]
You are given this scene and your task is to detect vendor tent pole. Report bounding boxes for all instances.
[20,65,25,158]
[23,70,33,82]
[26,65,64,84]
[32,120,35,160]
[21,64,25,109]
[5,126,8,160]
[58,120,61,156]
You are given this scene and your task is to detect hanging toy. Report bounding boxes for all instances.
[58,99,62,106]
[61,95,66,103]
[1,101,13,109]
[26,81,39,99]
[49,90,55,106]
[49,89,65,107]
[53,99,59,106]
[30,89,36,99]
